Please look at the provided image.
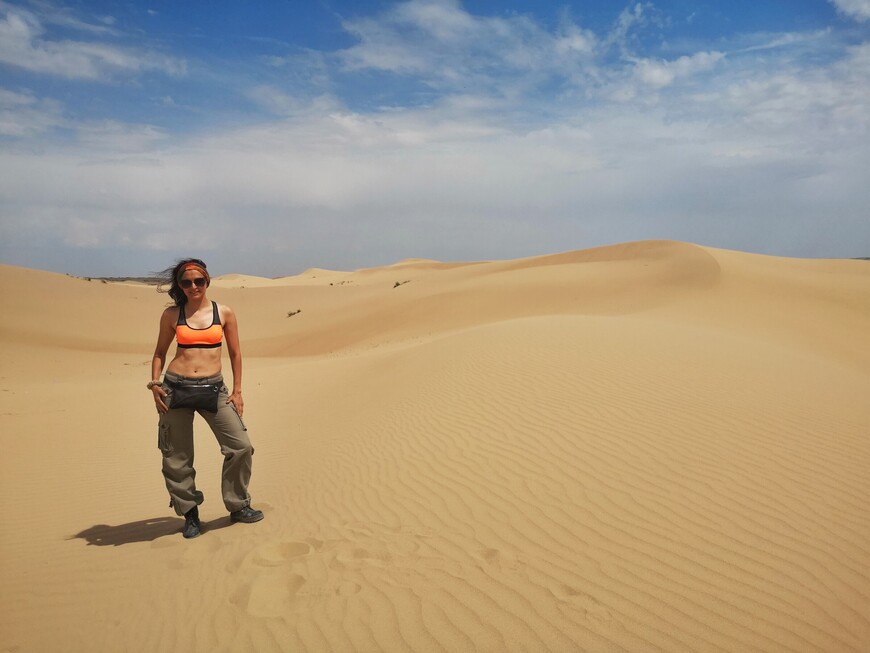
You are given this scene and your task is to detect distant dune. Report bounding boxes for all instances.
[1,241,869,652]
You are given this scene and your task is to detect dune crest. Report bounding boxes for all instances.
[1,242,869,652]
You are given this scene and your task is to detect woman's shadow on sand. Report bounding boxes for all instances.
[73,516,233,546]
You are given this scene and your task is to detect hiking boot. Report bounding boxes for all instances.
[230,505,264,524]
[182,506,201,539]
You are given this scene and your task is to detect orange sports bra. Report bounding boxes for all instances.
[176,301,223,349]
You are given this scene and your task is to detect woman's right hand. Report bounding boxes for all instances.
[152,385,169,413]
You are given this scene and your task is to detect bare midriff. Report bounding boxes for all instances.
[166,347,222,378]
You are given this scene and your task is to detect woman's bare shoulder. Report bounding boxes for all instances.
[160,305,180,322]
[217,303,236,323]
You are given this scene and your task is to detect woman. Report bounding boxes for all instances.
[149,258,263,539]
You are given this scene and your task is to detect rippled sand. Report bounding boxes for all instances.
[1,240,869,652]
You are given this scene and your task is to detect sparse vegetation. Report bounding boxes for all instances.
[394,280,410,288]
[85,276,160,284]
[287,309,302,318]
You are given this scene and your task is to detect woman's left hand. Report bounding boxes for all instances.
[228,390,244,417]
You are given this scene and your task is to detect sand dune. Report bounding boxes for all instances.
[1,241,868,652]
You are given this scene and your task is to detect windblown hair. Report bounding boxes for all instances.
[155,258,209,306]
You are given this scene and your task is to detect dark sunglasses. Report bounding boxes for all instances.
[180,277,207,289]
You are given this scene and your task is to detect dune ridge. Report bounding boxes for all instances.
[1,241,869,652]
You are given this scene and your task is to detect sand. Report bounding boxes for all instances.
[1,240,868,652]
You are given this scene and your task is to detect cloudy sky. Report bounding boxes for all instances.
[1,0,869,276]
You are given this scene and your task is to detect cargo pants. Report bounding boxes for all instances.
[157,372,254,516]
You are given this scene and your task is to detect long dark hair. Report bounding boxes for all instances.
[155,258,209,306]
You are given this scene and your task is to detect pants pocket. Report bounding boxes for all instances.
[163,385,174,410]
[157,417,173,455]
[230,404,247,432]
[221,385,247,431]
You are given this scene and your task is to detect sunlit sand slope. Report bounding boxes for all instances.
[1,241,868,652]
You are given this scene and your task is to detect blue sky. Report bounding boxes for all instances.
[1,0,869,276]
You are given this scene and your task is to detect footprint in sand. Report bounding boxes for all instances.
[479,547,525,573]
[252,541,312,567]
[552,584,615,626]
[231,539,362,616]
[333,546,392,569]
[231,572,307,618]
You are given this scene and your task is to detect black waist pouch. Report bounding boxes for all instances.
[166,381,220,413]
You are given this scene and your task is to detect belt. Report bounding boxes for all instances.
[164,371,224,385]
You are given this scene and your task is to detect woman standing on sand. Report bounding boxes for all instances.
[149,258,263,539]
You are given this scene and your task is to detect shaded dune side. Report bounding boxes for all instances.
[205,316,870,652]
[684,247,870,371]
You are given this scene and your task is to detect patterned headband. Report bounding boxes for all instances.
[177,263,210,284]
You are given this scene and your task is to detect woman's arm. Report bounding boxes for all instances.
[151,308,177,413]
[222,305,245,417]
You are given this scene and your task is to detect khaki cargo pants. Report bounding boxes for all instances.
[157,372,254,516]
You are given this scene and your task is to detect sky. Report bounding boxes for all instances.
[1,0,869,277]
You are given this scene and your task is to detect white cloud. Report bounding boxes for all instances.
[246,85,341,118]
[393,0,476,42]
[74,121,167,151]
[634,51,725,88]
[712,43,870,139]
[829,0,870,21]
[5,0,119,35]
[0,4,185,80]
[246,85,306,116]
[554,24,597,55]
[0,87,64,136]
[604,2,657,56]
[339,0,600,95]
[335,0,716,107]
[732,29,832,55]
